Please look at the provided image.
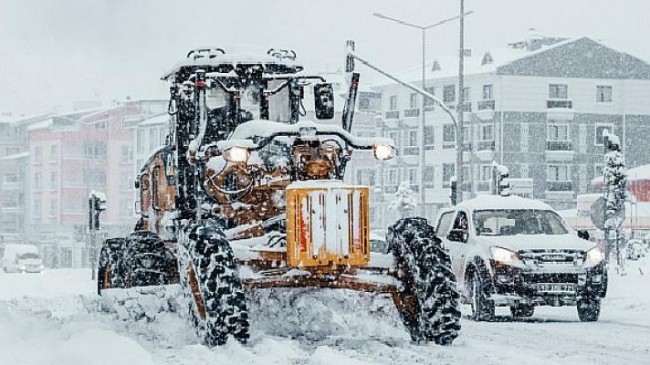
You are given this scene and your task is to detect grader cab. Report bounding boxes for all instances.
[97,46,461,346]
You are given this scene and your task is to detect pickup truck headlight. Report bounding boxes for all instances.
[584,246,604,268]
[222,146,251,163]
[490,246,518,264]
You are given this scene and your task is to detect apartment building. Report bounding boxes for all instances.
[372,35,650,222]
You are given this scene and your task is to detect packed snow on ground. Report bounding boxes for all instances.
[1,260,649,365]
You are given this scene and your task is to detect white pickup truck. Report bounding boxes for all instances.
[436,194,607,322]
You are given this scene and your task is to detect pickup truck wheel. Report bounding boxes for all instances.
[577,297,601,322]
[470,273,494,321]
[510,304,534,318]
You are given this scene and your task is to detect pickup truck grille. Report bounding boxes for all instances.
[517,249,585,265]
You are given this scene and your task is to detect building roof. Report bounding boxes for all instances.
[138,113,169,127]
[372,36,650,88]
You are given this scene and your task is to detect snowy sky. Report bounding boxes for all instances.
[1,0,649,116]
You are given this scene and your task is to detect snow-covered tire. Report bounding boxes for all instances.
[387,217,461,346]
[510,304,534,318]
[468,267,495,321]
[577,297,601,322]
[124,231,173,288]
[98,238,127,295]
[178,221,249,346]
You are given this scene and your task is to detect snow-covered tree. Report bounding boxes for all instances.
[388,181,418,218]
[602,129,628,273]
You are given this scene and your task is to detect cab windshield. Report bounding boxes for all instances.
[473,209,569,236]
[18,253,40,260]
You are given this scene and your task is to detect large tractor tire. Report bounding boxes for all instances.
[387,217,461,346]
[124,231,175,287]
[97,238,127,295]
[178,221,249,347]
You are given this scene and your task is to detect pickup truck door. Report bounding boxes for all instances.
[436,211,462,279]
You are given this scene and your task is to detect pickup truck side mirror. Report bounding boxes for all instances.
[314,83,334,119]
[577,229,590,241]
[447,229,468,243]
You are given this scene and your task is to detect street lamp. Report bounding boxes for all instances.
[373,10,473,215]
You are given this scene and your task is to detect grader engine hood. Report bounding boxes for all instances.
[286,181,370,268]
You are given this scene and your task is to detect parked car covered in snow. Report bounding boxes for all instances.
[436,195,607,322]
[2,244,44,273]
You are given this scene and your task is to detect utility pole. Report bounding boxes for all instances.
[373,9,472,214]
[456,0,466,202]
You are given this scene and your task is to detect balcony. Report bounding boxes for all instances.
[475,140,496,161]
[545,140,574,161]
[547,99,572,109]
[546,181,573,191]
[385,110,400,120]
[476,99,496,120]
[460,101,472,112]
[384,185,398,194]
[402,146,420,156]
[478,100,495,110]
[403,108,420,118]
[546,99,574,120]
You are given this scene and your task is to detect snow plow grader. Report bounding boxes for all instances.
[97,46,461,346]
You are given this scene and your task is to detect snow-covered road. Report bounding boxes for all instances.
[0,260,649,365]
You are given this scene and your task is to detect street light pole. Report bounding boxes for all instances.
[457,0,465,202]
[373,10,472,216]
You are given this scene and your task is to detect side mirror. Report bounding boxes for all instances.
[577,229,590,241]
[314,83,334,119]
[447,229,468,243]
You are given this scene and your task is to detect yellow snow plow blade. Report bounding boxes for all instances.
[286,183,370,268]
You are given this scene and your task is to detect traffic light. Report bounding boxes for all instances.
[450,178,458,206]
[88,191,106,231]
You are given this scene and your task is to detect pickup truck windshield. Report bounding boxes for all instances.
[473,209,569,236]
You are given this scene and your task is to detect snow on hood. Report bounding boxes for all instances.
[476,233,594,252]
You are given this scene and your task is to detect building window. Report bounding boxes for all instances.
[85,142,107,159]
[424,126,434,147]
[50,145,58,161]
[51,171,58,188]
[594,164,605,179]
[548,165,570,182]
[34,172,42,190]
[549,84,568,99]
[409,93,418,109]
[548,124,570,141]
[388,131,399,147]
[356,169,376,186]
[34,146,43,163]
[595,124,614,145]
[386,168,398,187]
[85,170,106,187]
[137,130,144,154]
[443,163,455,188]
[597,85,612,103]
[424,87,435,106]
[462,126,470,143]
[482,84,493,100]
[408,130,418,146]
[389,95,398,110]
[463,87,470,101]
[33,198,41,216]
[408,168,418,186]
[423,166,434,188]
[480,125,494,141]
[479,165,492,181]
[49,198,58,217]
[149,129,157,151]
[443,124,456,148]
[121,145,134,162]
[443,85,456,103]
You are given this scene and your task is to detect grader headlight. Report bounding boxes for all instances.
[373,144,395,160]
[222,146,251,163]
